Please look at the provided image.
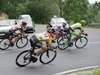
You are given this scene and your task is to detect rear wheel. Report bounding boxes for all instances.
[16,37,28,48]
[39,49,57,64]
[0,39,10,50]
[15,50,31,67]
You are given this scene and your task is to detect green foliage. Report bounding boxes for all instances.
[26,0,60,23]
[63,0,89,22]
[87,2,100,23]
[92,69,100,75]
[0,0,100,24]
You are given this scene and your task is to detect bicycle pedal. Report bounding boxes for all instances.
[31,56,38,63]
[68,43,73,47]
[9,42,14,47]
[10,44,14,47]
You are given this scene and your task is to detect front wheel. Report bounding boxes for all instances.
[15,50,31,67]
[16,37,28,48]
[39,49,57,64]
[75,36,88,49]
[57,34,68,44]
[0,39,10,50]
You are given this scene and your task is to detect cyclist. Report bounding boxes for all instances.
[62,22,69,30]
[64,20,88,46]
[47,22,69,40]
[30,28,56,55]
[9,21,27,46]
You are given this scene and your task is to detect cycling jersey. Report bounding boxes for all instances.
[52,25,63,31]
[51,25,63,35]
[10,24,24,34]
[34,31,53,45]
[15,24,24,32]
[69,23,83,36]
[70,23,82,30]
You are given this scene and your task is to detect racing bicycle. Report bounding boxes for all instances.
[58,31,88,50]
[0,32,28,50]
[15,42,57,67]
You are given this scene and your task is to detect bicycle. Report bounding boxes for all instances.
[15,42,57,67]
[58,31,88,50]
[0,32,28,50]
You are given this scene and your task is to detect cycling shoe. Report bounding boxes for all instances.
[31,56,38,63]
[9,42,14,47]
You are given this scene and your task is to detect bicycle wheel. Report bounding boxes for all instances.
[39,49,57,64]
[57,34,68,44]
[75,36,88,49]
[16,37,28,48]
[0,39,10,50]
[58,37,69,50]
[15,50,31,67]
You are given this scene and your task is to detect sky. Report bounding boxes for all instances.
[88,0,100,4]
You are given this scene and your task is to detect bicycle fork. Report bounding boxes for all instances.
[46,50,49,58]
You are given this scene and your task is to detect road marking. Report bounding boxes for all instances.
[53,66,100,75]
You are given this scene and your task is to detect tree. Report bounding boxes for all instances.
[87,2,100,23]
[27,0,60,23]
[0,0,99,24]
[63,0,89,22]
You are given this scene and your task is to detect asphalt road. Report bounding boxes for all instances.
[0,25,100,75]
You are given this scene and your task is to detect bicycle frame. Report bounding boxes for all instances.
[15,44,57,67]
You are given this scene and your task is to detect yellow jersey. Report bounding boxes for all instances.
[34,31,53,45]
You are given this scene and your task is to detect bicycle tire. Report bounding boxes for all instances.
[15,50,31,67]
[75,36,88,49]
[58,37,69,50]
[16,37,28,48]
[39,49,57,64]
[0,39,10,50]
[57,34,68,44]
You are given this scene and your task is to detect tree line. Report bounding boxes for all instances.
[0,0,100,24]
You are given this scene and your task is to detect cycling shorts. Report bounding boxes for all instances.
[30,35,42,48]
[70,30,78,36]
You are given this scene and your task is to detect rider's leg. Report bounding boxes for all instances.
[12,35,21,43]
[30,35,38,54]
[53,31,60,40]
[34,45,47,55]
[9,35,21,46]
[70,30,81,41]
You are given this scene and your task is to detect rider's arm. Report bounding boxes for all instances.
[17,26,25,36]
[81,29,88,36]
[79,27,88,36]
[47,36,53,49]
[20,29,25,36]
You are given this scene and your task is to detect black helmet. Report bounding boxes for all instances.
[62,22,67,26]
[47,28,55,33]
[22,21,27,26]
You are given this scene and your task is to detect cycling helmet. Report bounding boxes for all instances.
[62,22,67,26]
[47,28,55,33]
[80,20,86,24]
[22,21,27,26]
